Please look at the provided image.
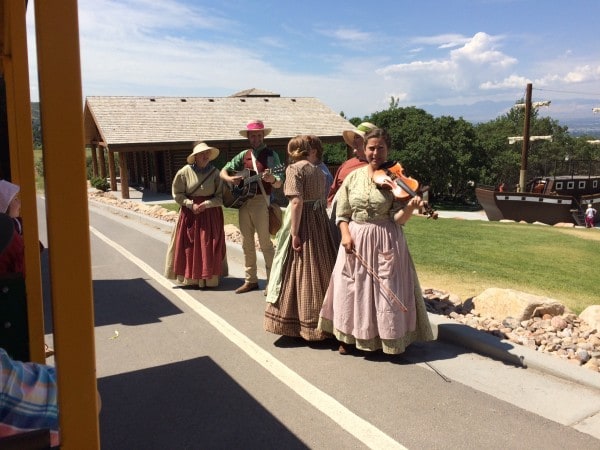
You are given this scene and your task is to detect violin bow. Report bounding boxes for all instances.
[351,249,408,312]
[353,249,447,380]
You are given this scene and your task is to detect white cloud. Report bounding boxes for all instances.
[75,0,283,96]
[79,0,231,35]
[411,33,470,49]
[24,1,600,121]
[562,64,600,83]
[319,27,374,44]
[480,75,530,90]
[375,32,518,102]
[383,91,409,104]
[450,33,516,68]
[257,36,286,49]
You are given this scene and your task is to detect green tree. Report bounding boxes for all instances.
[31,102,42,148]
[474,115,522,187]
[365,104,484,203]
[322,142,347,165]
[474,102,582,188]
[433,116,486,202]
[322,113,359,165]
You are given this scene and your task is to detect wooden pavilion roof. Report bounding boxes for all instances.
[84,91,355,150]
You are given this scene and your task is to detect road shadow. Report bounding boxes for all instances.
[272,335,340,352]
[42,272,184,333]
[98,356,309,449]
[321,324,525,370]
[92,278,183,328]
[171,276,251,293]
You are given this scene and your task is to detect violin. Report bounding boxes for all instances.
[373,162,438,219]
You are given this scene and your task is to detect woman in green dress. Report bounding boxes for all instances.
[264,135,337,341]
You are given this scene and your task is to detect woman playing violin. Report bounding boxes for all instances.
[318,128,433,355]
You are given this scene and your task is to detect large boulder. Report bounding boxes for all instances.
[579,305,600,333]
[471,288,565,321]
[553,222,575,228]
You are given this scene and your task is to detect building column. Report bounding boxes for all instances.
[108,150,116,192]
[98,146,106,179]
[119,152,130,199]
[90,144,98,177]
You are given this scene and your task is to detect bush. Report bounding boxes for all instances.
[323,142,347,164]
[34,157,44,177]
[86,154,93,179]
[90,176,110,192]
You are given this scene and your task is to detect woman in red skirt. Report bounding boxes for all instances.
[165,142,226,289]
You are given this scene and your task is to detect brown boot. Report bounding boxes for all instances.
[45,344,55,358]
[235,282,259,294]
[338,342,353,355]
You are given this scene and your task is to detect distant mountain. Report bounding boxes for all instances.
[421,100,511,123]
[421,98,600,136]
[559,117,600,137]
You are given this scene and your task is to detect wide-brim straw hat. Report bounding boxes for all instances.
[0,213,15,255]
[187,142,219,164]
[0,180,20,214]
[239,119,272,138]
[342,122,377,147]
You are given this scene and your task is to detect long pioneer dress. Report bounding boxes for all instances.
[264,160,337,340]
[164,163,226,288]
[318,166,433,354]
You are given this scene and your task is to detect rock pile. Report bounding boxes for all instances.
[88,191,262,246]
[88,191,179,223]
[423,288,600,373]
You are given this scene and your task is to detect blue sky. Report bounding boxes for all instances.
[26,0,600,123]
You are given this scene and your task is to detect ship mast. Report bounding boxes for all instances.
[519,83,532,192]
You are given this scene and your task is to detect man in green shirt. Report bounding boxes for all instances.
[220,120,283,294]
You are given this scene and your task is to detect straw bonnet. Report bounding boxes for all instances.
[0,180,20,214]
[342,122,377,147]
[239,119,272,138]
[187,142,219,164]
[0,213,15,255]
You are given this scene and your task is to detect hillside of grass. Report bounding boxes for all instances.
[403,216,599,314]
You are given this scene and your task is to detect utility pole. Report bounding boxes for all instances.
[519,83,532,192]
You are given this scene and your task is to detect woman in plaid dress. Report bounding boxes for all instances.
[264,135,337,341]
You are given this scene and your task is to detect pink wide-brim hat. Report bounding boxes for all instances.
[239,119,272,138]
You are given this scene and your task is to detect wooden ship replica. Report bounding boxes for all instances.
[476,84,600,226]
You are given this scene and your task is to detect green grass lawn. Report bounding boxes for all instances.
[33,149,44,191]
[403,216,599,314]
[162,202,239,228]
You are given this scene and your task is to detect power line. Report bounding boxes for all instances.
[534,87,600,97]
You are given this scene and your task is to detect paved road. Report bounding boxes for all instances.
[42,196,600,449]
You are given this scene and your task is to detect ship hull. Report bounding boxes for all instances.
[475,187,600,225]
